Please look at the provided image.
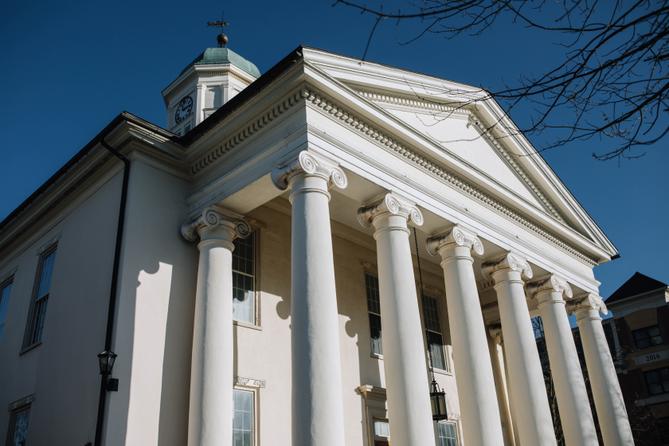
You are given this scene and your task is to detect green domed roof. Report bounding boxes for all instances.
[180,47,260,78]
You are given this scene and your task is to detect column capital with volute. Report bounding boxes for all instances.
[271,150,347,193]
[527,275,573,305]
[357,192,423,230]
[483,252,533,284]
[426,225,484,260]
[569,293,608,321]
[180,206,252,246]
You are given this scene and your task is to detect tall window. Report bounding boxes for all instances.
[0,277,13,341]
[422,295,446,370]
[633,325,663,349]
[233,389,255,446]
[6,402,31,446]
[437,421,459,446]
[24,246,57,348]
[365,274,382,356]
[644,367,669,396]
[233,233,256,325]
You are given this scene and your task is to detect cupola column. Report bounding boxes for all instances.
[570,294,634,446]
[427,226,505,446]
[358,193,436,446]
[181,207,252,446]
[485,253,557,446]
[272,151,348,446]
[528,276,598,446]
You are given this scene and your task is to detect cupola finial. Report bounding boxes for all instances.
[207,13,229,47]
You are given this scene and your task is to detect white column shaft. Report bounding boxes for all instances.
[429,227,505,446]
[492,266,557,445]
[538,292,598,446]
[375,213,435,446]
[577,308,633,446]
[488,330,519,446]
[289,173,346,446]
[186,220,238,446]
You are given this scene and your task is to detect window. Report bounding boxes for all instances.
[24,246,57,348]
[233,233,256,325]
[437,421,459,446]
[644,367,669,396]
[423,295,446,370]
[0,277,13,341]
[365,274,382,356]
[633,325,663,349]
[373,419,390,446]
[6,402,31,446]
[233,389,255,446]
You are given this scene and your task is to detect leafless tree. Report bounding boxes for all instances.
[335,0,669,160]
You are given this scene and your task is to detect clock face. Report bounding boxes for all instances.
[174,96,194,124]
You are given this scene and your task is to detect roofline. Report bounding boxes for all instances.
[0,112,175,232]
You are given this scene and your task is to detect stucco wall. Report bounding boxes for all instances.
[0,169,123,445]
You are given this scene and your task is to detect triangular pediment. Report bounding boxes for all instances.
[301,47,618,260]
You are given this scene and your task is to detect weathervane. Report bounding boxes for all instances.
[207,13,229,47]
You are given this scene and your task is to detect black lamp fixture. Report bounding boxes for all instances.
[413,228,449,422]
[430,378,448,421]
[97,350,119,391]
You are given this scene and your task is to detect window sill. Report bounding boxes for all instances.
[370,353,384,360]
[233,320,262,331]
[433,367,454,376]
[19,342,42,356]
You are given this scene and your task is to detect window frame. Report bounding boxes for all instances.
[22,244,57,352]
[232,231,259,328]
[422,294,449,372]
[436,420,460,446]
[364,273,383,357]
[232,386,258,446]
[0,275,14,342]
[5,396,32,446]
[643,366,669,396]
[632,325,663,349]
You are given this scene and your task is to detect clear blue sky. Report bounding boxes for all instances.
[2,0,666,298]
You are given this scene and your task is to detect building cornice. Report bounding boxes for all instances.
[302,87,599,265]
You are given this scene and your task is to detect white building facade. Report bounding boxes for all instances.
[0,45,634,446]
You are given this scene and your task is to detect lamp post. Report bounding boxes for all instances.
[97,350,119,391]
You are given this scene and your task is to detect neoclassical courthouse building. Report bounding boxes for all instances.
[0,39,634,446]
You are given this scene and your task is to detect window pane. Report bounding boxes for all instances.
[374,419,390,438]
[9,406,30,446]
[233,273,255,324]
[36,249,56,299]
[438,421,458,446]
[232,234,255,324]
[428,331,446,370]
[365,274,381,314]
[365,274,383,355]
[233,389,254,446]
[0,280,12,339]
[422,295,441,332]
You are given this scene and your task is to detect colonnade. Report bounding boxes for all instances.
[181,151,633,446]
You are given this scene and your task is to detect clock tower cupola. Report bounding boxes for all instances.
[162,24,260,135]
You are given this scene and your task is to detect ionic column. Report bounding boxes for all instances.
[528,276,598,446]
[358,193,435,446]
[272,151,347,446]
[182,207,252,446]
[571,294,633,446]
[427,226,505,446]
[485,253,557,446]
